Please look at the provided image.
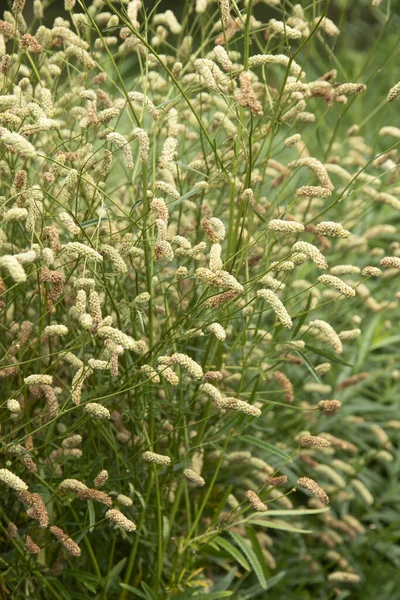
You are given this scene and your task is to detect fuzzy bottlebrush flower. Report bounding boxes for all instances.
[97,326,145,354]
[0,468,28,492]
[299,435,331,448]
[380,256,400,269]
[268,219,304,233]
[334,83,366,97]
[207,322,226,341]
[128,92,160,120]
[200,382,223,402]
[93,470,108,487]
[7,398,21,413]
[317,275,355,297]
[268,18,302,39]
[106,132,134,168]
[25,535,40,554]
[327,572,361,584]
[308,320,343,354]
[50,526,81,557]
[43,324,68,337]
[315,221,350,238]
[61,434,82,448]
[320,433,358,453]
[273,371,294,403]
[351,479,374,504]
[58,479,88,493]
[387,81,400,102]
[313,16,340,36]
[284,133,301,147]
[297,476,329,504]
[288,157,334,191]
[170,353,203,379]
[246,490,268,511]
[257,289,292,328]
[217,397,261,417]
[292,242,328,269]
[24,374,53,386]
[266,476,288,486]
[362,266,382,277]
[84,402,110,420]
[157,365,179,385]
[339,328,361,340]
[117,494,133,507]
[59,212,81,235]
[141,364,160,383]
[105,509,136,532]
[0,255,28,283]
[196,268,244,292]
[142,451,171,466]
[0,128,36,157]
[209,243,223,271]
[330,265,360,275]
[64,242,103,263]
[259,275,286,292]
[317,400,342,415]
[236,71,263,116]
[249,54,304,78]
[132,128,150,163]
[18,491,49,527]
[158,136,178,169]
[99,244,127,273]
[296,185,332,198]
[183,468,206,486]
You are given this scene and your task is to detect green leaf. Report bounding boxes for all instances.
[87,500,96,533]
[292,293,312,337]
[119,583,147,598]
[296,350,323,383]
[174,593,232,599]
[214,536,251,571]
[245,527,269,581]
[229,532,268,590]
[240,434,293,463]
[104,558,127,592]
[257,507,329,516]
[141,582,159,600]
[304,344,353,366]
[247,517,312,533]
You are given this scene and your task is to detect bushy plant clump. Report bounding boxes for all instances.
[1,0,400,598]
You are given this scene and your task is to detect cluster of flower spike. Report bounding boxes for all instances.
[0,0,397,591]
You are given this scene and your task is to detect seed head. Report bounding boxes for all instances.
[246,490,268,511]
[142,451,171,466]
[183,468,205,486]
[297,476,329,504]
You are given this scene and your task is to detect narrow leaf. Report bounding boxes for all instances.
[241,434,293,463]
[214,536,251,571]
[229,532,268,590]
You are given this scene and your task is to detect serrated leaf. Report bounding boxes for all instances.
[305,344,353,366]
[229,532,267,590]
[245,527,269,581]
[240,434,293,463]
[214,536,251,571]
